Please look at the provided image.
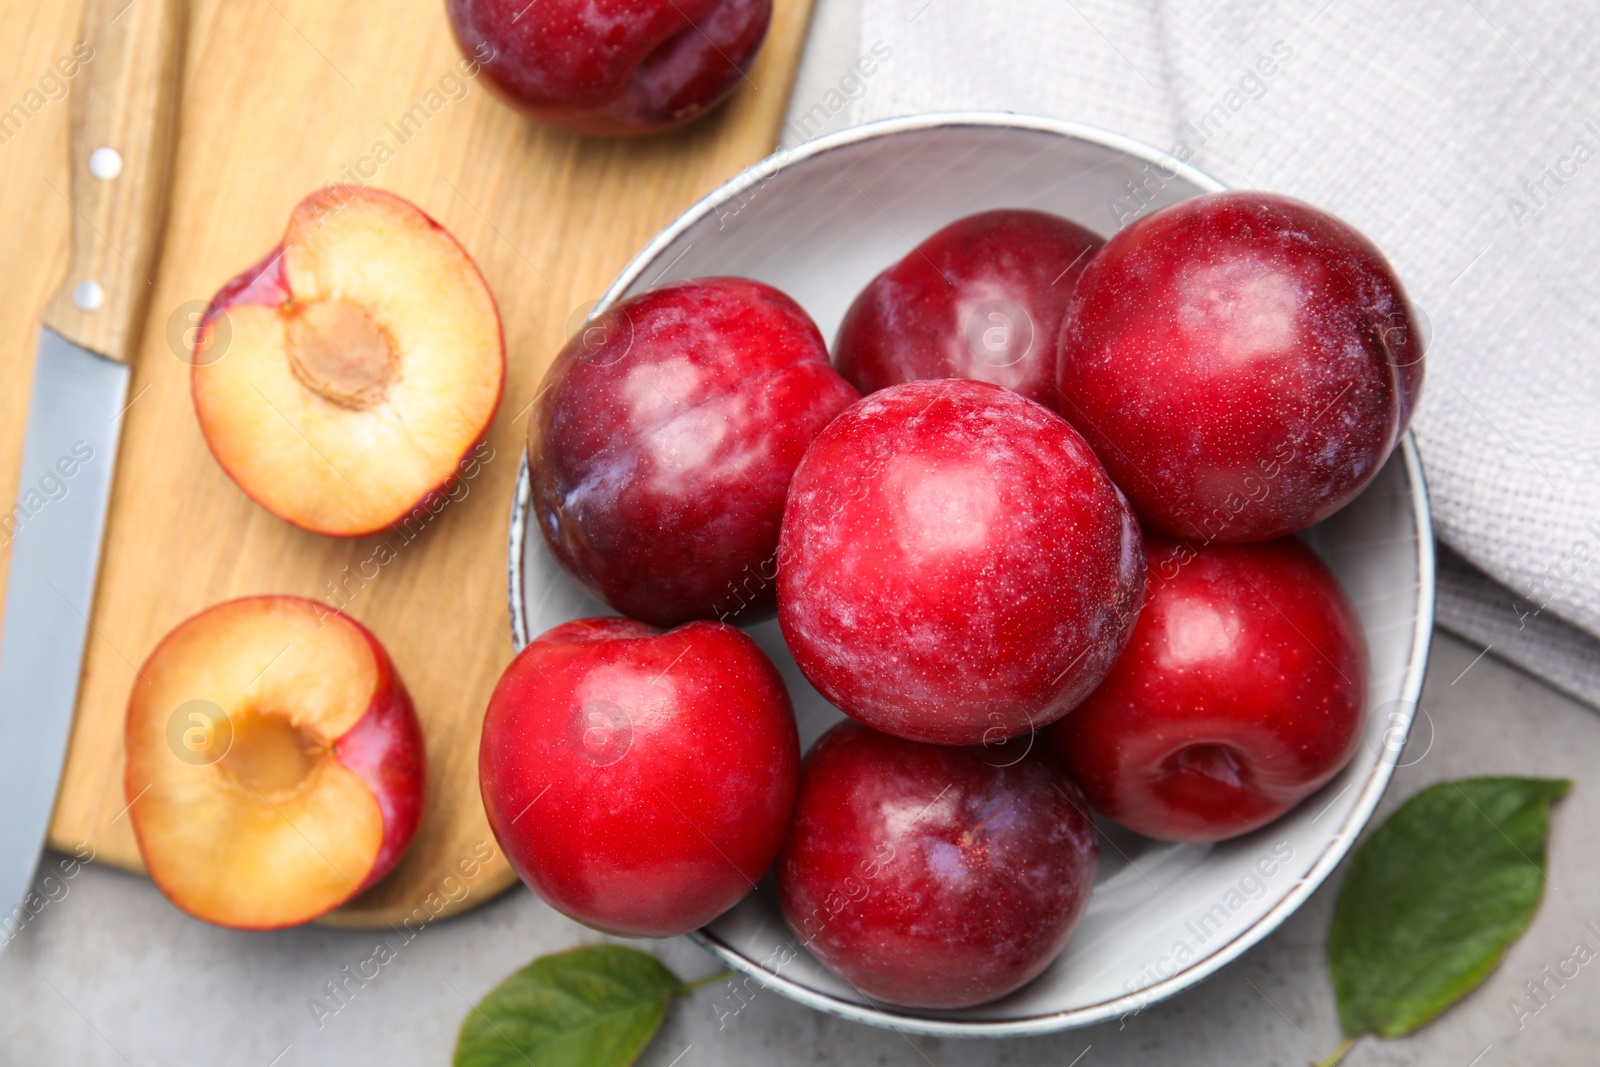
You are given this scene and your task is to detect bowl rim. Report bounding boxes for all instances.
[506,110,1437,1038]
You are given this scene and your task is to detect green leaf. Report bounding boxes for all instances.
[453,944,689,1067]
[1329,775,1571,1039]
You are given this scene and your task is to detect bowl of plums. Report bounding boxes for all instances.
[496,113,1434,1036]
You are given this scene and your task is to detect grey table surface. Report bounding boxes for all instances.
[4,6,1598,1065]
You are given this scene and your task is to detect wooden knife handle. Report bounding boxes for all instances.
[40,0,185,365]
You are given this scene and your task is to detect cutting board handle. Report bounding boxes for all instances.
[40,0,185,365]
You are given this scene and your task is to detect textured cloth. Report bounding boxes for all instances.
[1436,544,1600,708]
[847,0,1600,701]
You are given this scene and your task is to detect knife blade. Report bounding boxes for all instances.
[0,0,182,936]
[0,331,130,925]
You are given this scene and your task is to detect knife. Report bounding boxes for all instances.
[0,0,182,936]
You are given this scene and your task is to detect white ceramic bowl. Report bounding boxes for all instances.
[507,113,1435,1037]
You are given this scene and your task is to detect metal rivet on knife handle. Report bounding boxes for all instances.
[72,280,106,312]
[89,146,124,180]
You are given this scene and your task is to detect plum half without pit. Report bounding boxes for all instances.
[125,597,426,929]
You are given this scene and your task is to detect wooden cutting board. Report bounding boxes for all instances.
[0,0,814,926]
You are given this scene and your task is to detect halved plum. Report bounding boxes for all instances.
[192,187,504,536]
[125,596,425,929]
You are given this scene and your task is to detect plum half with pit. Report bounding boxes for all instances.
[192,187,504,537]
[530,277,858,627]
[1055,191,1424,542]
[777,720,1099,1009]
[777,378,1144,746]
[835,208,1103,409]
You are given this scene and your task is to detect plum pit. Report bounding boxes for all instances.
[287,299,399,409]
